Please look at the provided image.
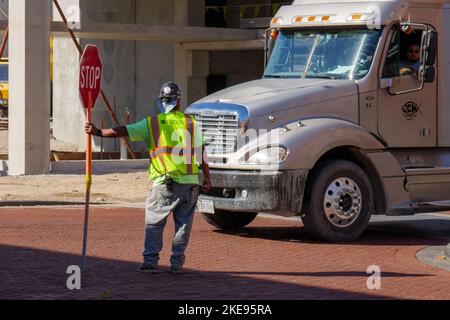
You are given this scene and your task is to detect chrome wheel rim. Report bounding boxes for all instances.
[323,177,362,228]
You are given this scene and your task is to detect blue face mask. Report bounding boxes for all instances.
[157,98,178,114]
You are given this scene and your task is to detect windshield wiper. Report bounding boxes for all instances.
[264,75,286,79]
[305,74,337,80]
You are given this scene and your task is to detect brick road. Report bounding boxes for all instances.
[0,207,449,300]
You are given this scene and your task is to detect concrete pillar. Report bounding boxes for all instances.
[9,0,50,175]
[135,0,175,121]
[189,51,209,104]
[174,0,190,108]
[53,0,136,153]
[174,0,209,107]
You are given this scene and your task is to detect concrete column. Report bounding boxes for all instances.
[174,43,192,108]
[189,51,209,104]
[53,0,137,153]
[174,0,209,107]
[135,0,175,122]
[9,0,50,175]
[174,0,190,108]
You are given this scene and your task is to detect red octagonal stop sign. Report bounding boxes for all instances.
[79,45,103,109]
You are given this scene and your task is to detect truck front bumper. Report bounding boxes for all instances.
[199,169,309,216]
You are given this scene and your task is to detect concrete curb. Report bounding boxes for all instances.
[417,246,450,272]
[51,159,149,174]
[1,160,149,176]
[0,201,111,208]
[446,243,450,259]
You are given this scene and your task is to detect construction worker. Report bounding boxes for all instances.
[85,82,211,274]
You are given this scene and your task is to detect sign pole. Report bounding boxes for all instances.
[79,44,102,271]
[81,92,93,271]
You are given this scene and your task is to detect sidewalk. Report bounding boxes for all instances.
[0,207,449,300]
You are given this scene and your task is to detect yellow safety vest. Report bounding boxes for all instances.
[147,111,200,181]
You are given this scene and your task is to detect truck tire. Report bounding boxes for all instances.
[201,210,258,230]
[302,160,373,242]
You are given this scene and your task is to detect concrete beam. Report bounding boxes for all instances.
[0,20,263,46]
[9,0,50,175]
[183,39,265,51]
[49,21,260,43]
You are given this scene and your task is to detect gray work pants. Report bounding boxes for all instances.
[143,183,199,269]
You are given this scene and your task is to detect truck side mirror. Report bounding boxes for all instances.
[423,65,436,83]
[425,31,438,66]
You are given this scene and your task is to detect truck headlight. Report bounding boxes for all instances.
[247,147,288,165]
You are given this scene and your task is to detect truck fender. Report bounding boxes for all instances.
[277,118,386,170]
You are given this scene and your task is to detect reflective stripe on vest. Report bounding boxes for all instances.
[149,146,203,159]
[149,116,168,172]
[185,115,194,175]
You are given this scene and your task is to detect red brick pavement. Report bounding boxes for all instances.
[0,207,449,300]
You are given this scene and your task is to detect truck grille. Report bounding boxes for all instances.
[196,114,239,155]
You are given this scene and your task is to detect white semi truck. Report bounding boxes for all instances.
[186,0,450,242]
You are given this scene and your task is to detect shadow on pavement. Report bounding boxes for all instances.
[0,244,400,300]
[213,218,450,247]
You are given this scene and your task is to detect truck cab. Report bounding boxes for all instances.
[186,0,450,242]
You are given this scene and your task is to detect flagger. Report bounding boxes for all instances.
[85,81,212,274]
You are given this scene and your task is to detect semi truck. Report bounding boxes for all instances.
[186,0,450,242]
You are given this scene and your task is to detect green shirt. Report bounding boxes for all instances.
[126,116,204,186]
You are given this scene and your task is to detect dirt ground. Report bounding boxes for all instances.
[0,171,152,206]
[1,128,153,206]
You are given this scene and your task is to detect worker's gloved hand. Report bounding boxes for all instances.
[85,122,102,137]
[202,177,212,193]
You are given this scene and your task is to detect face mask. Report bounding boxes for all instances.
[157,97,178,114]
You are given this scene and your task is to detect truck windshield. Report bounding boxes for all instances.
[264,28,382,80]
[0,64,8,83]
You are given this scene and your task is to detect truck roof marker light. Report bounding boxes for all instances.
[271,17,283,25]
[292,15,335,24]
[347,13,375,22]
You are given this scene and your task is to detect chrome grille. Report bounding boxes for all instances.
[195,113,239,155]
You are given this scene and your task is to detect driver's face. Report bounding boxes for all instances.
[407,45,421,62]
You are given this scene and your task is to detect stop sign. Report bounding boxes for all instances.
[79,45,103,109]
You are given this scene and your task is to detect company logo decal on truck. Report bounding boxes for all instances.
[402,101,422,121]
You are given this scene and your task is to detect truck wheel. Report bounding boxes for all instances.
[201,210,258,230]
[302,160,373,242]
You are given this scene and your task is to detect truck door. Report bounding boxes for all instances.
[377,24,437,147]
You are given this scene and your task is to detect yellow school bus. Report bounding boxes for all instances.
[0,38,53,117]
[0,58,7,116]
